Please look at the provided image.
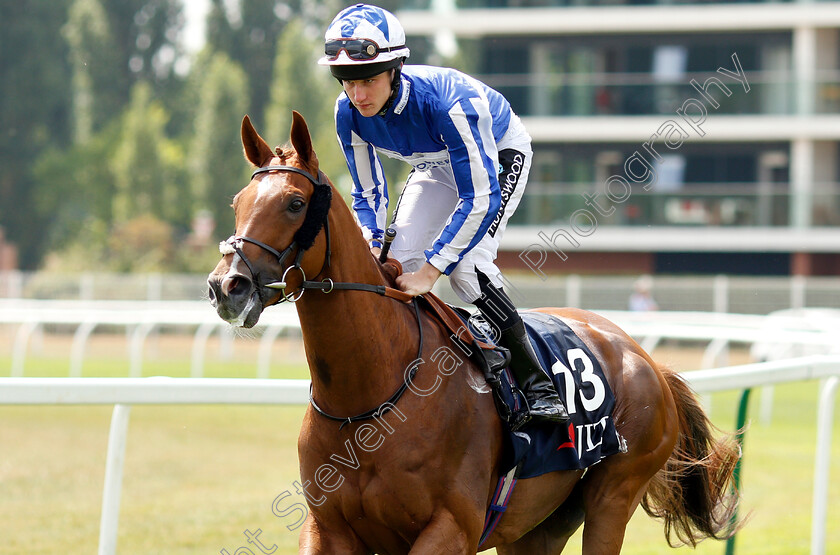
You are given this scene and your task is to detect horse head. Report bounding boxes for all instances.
[207,111,331,327]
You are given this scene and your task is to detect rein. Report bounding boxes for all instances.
[221,163,420,427]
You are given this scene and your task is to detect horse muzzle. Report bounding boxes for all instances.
[207,268,264,328]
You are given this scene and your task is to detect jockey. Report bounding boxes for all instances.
[318,3,569,428]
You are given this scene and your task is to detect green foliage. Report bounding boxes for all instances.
[2,0,403,271]
[207,0,286,128]
[189,51,250,238]
[32,120,121,251]
[0,1,74,268]
[112,81,187,227]
[264,17,347,188]
[63,0,123,142]
[264,18,322,146]
[107,214,176,272]
[99,0,184,88]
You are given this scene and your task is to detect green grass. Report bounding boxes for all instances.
[1,349,838,554]
[613,382,840,555]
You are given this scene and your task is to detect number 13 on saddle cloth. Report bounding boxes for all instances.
[468,309,627,478]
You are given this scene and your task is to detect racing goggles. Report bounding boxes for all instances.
[324,38,405,61]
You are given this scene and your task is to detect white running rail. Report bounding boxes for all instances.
[0,299,301,378]
[0,356,838,554]
[4,300,838,379]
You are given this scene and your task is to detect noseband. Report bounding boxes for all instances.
[220,164,332,302]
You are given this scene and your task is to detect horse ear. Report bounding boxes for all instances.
[241,115,274,167]
[289,110,316,165]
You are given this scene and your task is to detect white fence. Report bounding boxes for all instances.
[0,299,301,378]
[3,299,839,379]
[0,360,838,554]
[0,377,309,555]
[1,301,839,553]
[4,271,840,314]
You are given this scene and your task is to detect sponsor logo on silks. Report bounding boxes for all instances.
[488,151,524,237]
[412,159,451,171]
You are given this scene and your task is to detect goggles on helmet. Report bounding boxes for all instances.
[324,38,406,62]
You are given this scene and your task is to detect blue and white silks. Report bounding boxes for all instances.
[334,65,514,276]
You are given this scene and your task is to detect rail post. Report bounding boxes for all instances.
[725,387,752,555]
[99,404,131,555]
[811,376,839,555]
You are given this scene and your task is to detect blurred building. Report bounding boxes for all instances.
[399,0,840,276]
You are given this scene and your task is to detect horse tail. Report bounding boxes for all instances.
[641,367,743,547]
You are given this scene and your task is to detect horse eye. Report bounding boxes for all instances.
[289,199,305,213]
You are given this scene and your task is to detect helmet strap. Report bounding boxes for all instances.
[377,64,403,116]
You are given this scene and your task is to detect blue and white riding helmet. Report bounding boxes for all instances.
[318,3,410,81]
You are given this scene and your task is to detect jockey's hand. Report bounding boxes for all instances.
[370,245,382,259]
[396,262,442,297]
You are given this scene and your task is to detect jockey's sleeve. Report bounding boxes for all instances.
[335,103,388,248]
[424,95,502,275]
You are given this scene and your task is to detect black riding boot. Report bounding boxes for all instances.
[500,319,570,429]
[472,269,570,430]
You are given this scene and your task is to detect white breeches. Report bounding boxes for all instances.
[389,117,532,304]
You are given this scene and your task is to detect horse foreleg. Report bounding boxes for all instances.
[408,508,481,555]
[298,513,368,555]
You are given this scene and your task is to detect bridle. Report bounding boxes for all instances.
[220,164,333,303]
[219,163,421,427]
[220,164,414,304]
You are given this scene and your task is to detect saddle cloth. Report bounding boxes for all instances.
[465,309,626,478]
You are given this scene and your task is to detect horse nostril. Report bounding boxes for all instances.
[221,274,252,298]
[221,276,236,297]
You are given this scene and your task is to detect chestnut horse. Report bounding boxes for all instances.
[208,112,740,554]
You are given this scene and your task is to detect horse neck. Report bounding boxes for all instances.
[295,193,419,415]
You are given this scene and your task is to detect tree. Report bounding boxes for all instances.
[205,0,343,130]
[100,0,184,87]
[32,121,121,258]
[92,1,187,139]
[188,52,250,238]
[0,1,73,268]
[206,0,283,129]
[63,0,123,143]
[0,1,187,269]
[264,18,344,179]
[112,81,187,227]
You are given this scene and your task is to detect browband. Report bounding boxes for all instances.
[252,165,326,187]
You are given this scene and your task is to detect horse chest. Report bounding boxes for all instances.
[302,426,441,532]
[338,469,434,551]
[328,443,431,512]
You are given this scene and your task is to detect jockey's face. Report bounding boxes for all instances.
[342,70,393,117]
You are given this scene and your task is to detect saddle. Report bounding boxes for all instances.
[418,293,515,415]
